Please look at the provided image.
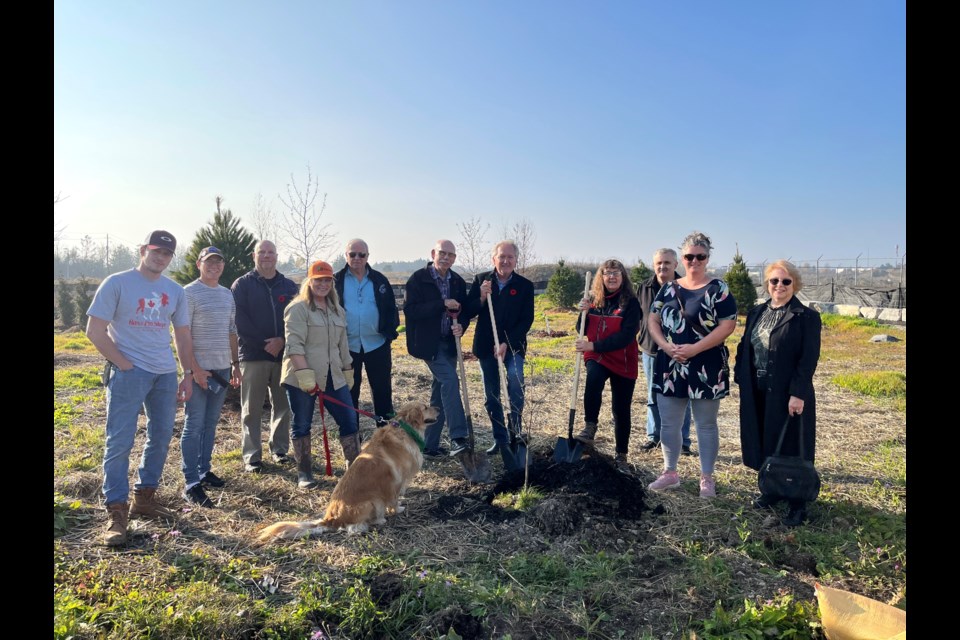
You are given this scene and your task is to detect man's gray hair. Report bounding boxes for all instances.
[680,231,713,255]
[492,240,519,257]
[345,238,369,252]
[653,247,678,262]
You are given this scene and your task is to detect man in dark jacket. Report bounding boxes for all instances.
[231,240,299,473]
[463,241,534,455]
[637,248,693,454]
[404,239,472,456]
[334,238,400,433]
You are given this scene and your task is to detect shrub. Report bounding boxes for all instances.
[546,259,582,309]
[73,276,94,328]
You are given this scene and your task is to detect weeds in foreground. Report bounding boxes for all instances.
[696,593,822,639]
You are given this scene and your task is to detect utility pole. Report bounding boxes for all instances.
[855,253,862,286]
[816,255,823,286]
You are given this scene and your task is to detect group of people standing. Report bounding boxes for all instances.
[84,228,821,546]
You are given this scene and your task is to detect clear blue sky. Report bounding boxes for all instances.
[54,0,905,268]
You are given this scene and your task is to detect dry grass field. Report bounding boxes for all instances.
[54,301,906,639]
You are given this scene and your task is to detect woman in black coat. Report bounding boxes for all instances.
[734,260,821,527]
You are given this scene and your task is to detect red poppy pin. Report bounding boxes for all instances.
[278,295,286,303]
[510,289,517,296]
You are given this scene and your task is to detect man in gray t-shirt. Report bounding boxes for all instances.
[86,230,198,546]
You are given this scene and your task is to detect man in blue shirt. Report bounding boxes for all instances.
[334,239,400,459]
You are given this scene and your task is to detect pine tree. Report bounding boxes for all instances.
[546,259,583,309]
[74,276,94,328]
[630,259,653,287]
[725,245,757,316]
[57,275,77,328]
[170,197,257,287]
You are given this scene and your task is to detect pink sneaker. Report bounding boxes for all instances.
[648,470,680,492]
[699,474,716,498]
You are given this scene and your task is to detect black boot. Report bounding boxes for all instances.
[783,502,807,527]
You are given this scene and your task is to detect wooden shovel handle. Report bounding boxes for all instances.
[568,271,592,413]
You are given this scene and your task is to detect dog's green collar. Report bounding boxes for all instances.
[391,420,425,451]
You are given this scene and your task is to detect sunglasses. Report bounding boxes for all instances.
[769,278,793,286]
[683,253,708,262]
[348,252,368,259]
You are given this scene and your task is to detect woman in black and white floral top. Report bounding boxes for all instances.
[646,231,737,498]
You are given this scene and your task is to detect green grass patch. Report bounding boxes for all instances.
[832,371,905,398]
[54,367,102,391]
[697,593,822,639]
[54,331,98,353]
[492,486,545,511]
[527,355,573,375]
[820,313,883,329]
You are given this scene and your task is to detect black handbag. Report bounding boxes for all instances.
[758,414,820,502]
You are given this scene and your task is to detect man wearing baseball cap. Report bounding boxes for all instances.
[180,246,242,508]
[86,230,198,546]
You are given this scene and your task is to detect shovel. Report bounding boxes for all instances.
[554,270,593,463]
[451,316,493,484]
[487,293,528,472]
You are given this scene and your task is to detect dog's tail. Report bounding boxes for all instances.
[257,519,329,543]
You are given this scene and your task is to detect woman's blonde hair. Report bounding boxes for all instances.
[764,260,803,293]
[590,259,637,307]
[293,277,344,315]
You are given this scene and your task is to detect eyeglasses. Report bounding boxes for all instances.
[348,252,367,259]
[602,270,622,277]
[683,254,708,262]
[769,278,793,286]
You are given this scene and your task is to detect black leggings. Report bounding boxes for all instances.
[583,360,636,454]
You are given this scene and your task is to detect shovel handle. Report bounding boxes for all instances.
[487,295,512,418]
[567,271,592,437]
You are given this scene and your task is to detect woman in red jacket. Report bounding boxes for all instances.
[573,259,641,469]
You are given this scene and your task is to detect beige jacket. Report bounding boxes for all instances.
[281,299,352,391]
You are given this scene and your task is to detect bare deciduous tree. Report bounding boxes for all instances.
[277,165,336,267]
[54,191,69,250]
[456,216,491,275]
[499,217,538,273]
[249,191,278,242]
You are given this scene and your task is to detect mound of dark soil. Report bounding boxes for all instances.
[482,444,650,535]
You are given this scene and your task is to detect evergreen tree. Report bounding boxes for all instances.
[546,259,583,309]
[170,197,256,287]
[725,246,757,316]
[74,275,94,328]
[57,275,77,328]
[630,259,653,287]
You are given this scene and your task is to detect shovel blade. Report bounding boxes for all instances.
[553,437,584,463]
[457,448,492,483]
[499,440,529,472]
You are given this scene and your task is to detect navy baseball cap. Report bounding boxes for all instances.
[198,246,224,261]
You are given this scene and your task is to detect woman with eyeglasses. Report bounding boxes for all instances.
[647,231,737,498]
[573,259,641,471]
[734,260,821,527]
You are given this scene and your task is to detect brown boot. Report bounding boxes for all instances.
[574,421,598,444]
[614,452,630,472]
[292,435,318,489]
[130,488,177,522]
[101,501,129,546]
[340,433,361,469]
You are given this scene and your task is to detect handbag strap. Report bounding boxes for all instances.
[772,413,806,459]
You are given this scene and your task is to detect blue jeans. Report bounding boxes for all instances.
[643,352,691,447]
[478,352,525,444]
[102,365,178,505]
[283,372,358,440]
[423,340,468,451]
[180,368,230,486]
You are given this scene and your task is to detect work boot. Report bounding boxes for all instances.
[574,421,598,444]
[129,488,177,522]
[614,452,630,472]
[101,501,129,546]
[292,435,318,489]
[340,433,361,469]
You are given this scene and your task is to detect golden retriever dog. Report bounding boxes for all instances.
[258,401,438,541]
